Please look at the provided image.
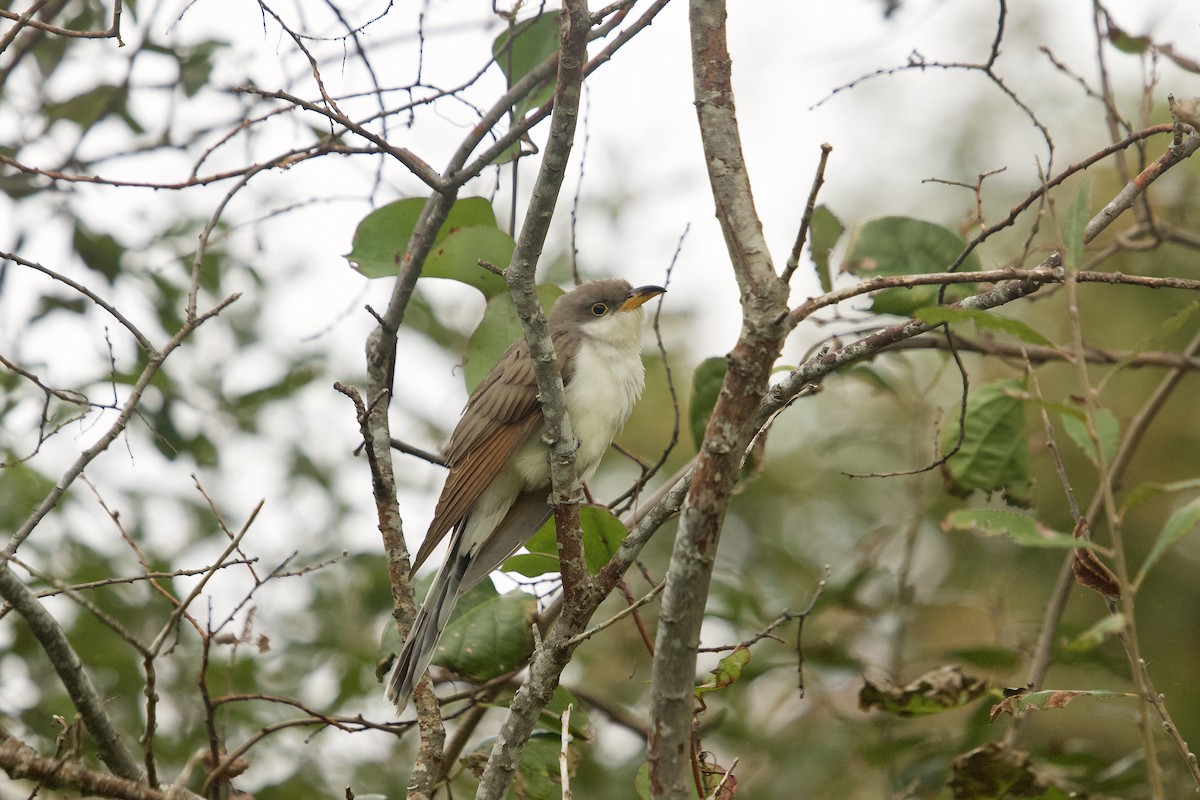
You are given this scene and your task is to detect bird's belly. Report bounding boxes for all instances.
[511,343,645,488]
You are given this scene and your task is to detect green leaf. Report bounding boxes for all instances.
[45,84,130,132]
[1063,613,1126,653]
[1062,177,1092,270]
[859,665,989,717]
[492,12,561,119]
[948,646,1022,669]
[1122,477,1200,511]
[1105,302,1200,382]
[227,363,322,424]
[638,762,729,796]
[521,517,558,556]
[541,686,592,739]
[0,464,56,532]
[841,216,980,315]
[695,645,750,697]
[1059,406,1119,468]
[346,197,511,294]
[941,380,1033,507]
[1135,499,1200,587]
[433,583,537,682]
[516,732,569,800]
[1108,24,1149,54]
[689,357,727,451]
[941,509,1100,550]
[500,505,628,577]
[914,306,1055,347]
[468,732,569,800]
[635,763,651,800]
[72,223,124,283]
[464,284,564,392]
[580,505,627,574]
[842,363,901,396]
[809,204,844,294]
[178,40,225,97]
[500,552,560,579]
[426,225,515,296]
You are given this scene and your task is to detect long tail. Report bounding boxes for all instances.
[386,545,470,712]
[386,491,552,712]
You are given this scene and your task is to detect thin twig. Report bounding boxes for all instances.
[782,143,833,284]
[567,580,665,646]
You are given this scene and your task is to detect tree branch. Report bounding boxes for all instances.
[0,727,199,800]
[880,334,1200,371]
[0,567,146,782]
[0,291,239,781]
[647,2,790,796]
[475,2,592,795]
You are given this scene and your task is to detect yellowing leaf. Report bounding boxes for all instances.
[695,645,750,696]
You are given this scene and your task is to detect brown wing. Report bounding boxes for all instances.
[410,332,577,571]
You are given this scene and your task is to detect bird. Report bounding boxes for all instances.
[386,278,666,711]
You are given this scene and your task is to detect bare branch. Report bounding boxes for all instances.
[0,727,199,800]
[648,2,790,796]
[881,334,1200,371]
[782,143,833,284]
[0,568,146,781]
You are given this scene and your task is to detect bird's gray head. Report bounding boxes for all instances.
[549,279,666,347]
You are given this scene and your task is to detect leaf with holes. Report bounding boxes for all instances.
[346,197,511,294]
[860,665,989,717]
[951,742,1079,800]
[989,688,1131,721]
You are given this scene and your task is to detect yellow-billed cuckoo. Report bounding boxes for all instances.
[386,278,666,710]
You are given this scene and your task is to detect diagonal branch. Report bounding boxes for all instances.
[0,568,145,783]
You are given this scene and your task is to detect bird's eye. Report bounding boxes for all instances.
[590,302,608,316]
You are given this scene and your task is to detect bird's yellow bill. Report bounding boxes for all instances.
[618,285,666,312]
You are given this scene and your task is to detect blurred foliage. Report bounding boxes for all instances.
[2,1,1200,800]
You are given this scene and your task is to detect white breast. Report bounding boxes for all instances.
[511,309,647,488]
[564,337,645,480]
